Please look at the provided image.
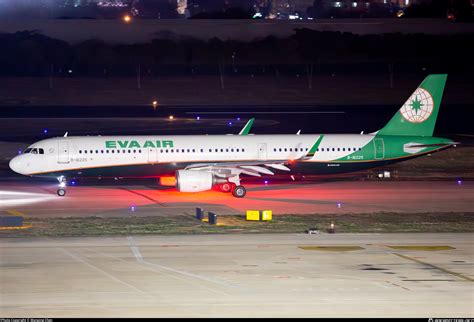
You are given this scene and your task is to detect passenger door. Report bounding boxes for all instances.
[58,141,70,164]
[374,138,385,160]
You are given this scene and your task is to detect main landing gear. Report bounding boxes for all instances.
[232,185,246,198]
[217,180,247,198]
[57,176,67,197]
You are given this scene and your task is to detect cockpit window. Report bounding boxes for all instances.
[24,148,44,154]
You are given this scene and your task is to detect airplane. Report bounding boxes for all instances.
[9,74,457,198]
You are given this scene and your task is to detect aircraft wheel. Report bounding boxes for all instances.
[232,185,246,198]
[57,188,66,197]
[220,182,232,193]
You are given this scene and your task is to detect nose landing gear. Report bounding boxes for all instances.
[57,176,67,197]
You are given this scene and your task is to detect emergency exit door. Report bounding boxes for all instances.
[147,148,158,164]
[257,143,267,160]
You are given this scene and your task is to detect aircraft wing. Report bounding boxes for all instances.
[185,160,291,178]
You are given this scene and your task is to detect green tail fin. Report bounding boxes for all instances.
[377,74,447,137]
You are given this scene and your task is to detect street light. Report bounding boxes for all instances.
[123,15,132,23]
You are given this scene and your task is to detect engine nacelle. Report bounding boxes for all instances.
[176,170,224,192]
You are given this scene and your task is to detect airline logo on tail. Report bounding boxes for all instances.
[400,88,434,123]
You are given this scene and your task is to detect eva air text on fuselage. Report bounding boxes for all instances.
[105,140,174,149]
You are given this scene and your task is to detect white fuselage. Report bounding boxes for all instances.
[9,134,374,177]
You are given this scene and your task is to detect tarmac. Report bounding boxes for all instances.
[0,233,473,317]
[0,179,472,217]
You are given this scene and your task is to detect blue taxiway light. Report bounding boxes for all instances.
[43,129,48,134]
[228,122,233,126]
[336,202,342,208]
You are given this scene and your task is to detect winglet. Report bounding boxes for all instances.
[296,130,301,135]
[238,118,254,135]
[303,135,324,159]
[64,132,68,137]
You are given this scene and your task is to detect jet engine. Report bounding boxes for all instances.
[175,170,226,192]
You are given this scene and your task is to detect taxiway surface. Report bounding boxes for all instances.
[0,180,472,217]
[1,233,473,317]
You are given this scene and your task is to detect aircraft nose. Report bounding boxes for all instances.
[9,156,24,175]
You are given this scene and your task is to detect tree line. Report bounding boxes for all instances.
[0,29,472,77]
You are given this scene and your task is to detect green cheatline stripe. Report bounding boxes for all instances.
[307,135,324,157]
[239,118,254,135]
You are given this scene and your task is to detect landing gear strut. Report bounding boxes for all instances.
[57,176,67,197]
[226,175,247,198]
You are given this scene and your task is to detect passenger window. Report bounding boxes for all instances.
[200,149,203,153]
[139,150,142,153]
[337,148,340,151]
[279,148,282,152]
[220,149,223,152]
[237,149,240,152]
[79,150,82,154]
[84,150,88,154]
[231,149,234,152]
[242,149,245,152]
[106,150,109,154]
[284,148,287,152]
[226,149,229,152]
